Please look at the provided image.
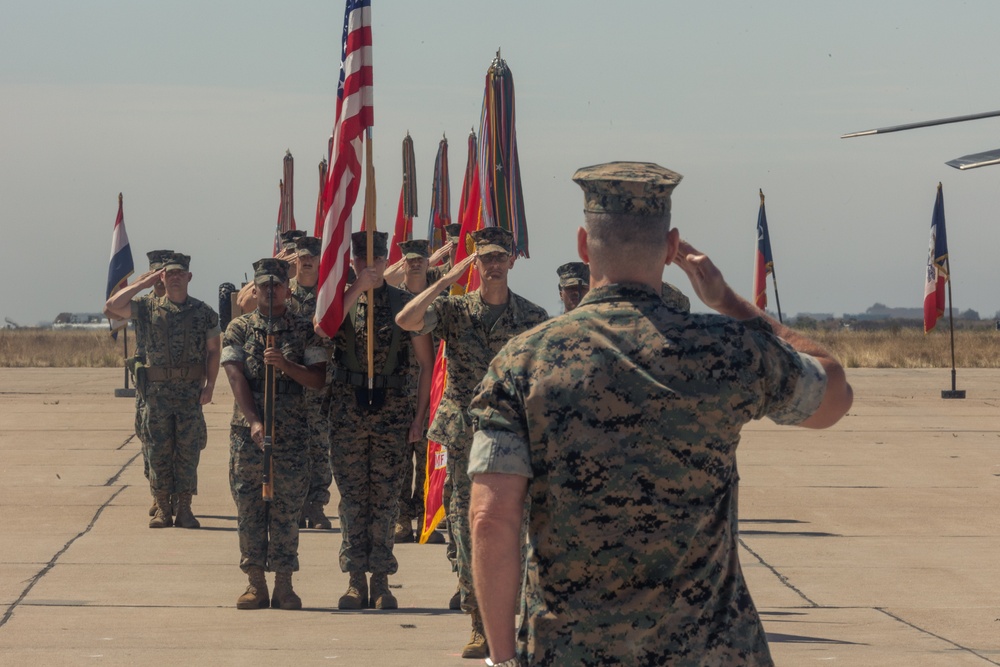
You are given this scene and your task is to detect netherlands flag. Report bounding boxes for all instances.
[106,193,134,335]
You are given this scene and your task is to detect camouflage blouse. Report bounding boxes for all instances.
[221,309,326,430]
[468,283,826,666]
[418,288,548,451]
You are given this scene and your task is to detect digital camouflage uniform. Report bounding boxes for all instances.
[468,283,828,666]
[222,309,326,573]
[131,295,219,496]
[329,284,420,575]
[416,288,548,612]
[287,277,334,509]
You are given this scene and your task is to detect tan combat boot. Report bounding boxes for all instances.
[149,492,173,528]
[305,502,332,530]
[337,571,368,609]
[148,497,158,517]
[174,492,200,529]
[461,608,489,659]
[369,572,398,610]
[271,571,302,610]
[236,566,269,609]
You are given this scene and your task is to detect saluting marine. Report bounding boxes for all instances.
[468,161,853,667]
[395,226,548,659]
[323,231,434,611]
[104,252,220,530]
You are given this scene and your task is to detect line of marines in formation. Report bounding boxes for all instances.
[104,161,852,666]
[104,220,617,658]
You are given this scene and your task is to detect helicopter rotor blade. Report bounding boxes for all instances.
[945,148,1000,170]
[842,109,1000,138]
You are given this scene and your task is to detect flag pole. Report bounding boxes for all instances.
[365,129,376,403]
[770,271,783,324]
[942,266,965,399]
[123,326,130,390]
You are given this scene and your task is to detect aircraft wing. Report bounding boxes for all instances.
[945,148,1000,170]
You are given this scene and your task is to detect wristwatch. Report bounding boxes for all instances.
[484,658,519,667]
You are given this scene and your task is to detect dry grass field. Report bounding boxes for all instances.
[2,325,998,368]
[0,329,123,368]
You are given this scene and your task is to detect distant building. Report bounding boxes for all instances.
[52,313,109,330]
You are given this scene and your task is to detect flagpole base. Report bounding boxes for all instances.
[941,390,966,399]
[114,388,136,398]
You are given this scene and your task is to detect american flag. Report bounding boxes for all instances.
[316,0,373,337]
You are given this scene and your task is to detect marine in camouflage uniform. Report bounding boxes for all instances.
[285,236,334,531]
[222,258,327,611]
[325,231,434,610]
[396,226,548,659]
[123,249,172,516]
[467,161,852,667]
[104,252,221,530]
[390,238,448,544]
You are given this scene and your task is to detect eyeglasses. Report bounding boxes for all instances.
[478,253,509,265]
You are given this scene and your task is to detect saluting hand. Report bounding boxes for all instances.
[440,252,477,287]
[673,240,730,311]
[429,241,453,266]
[134,268,165,290]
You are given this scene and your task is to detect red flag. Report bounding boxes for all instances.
[388,186,410,265]
[315,0,373,337]
[420,342,449,542]
[753,189,774,310]
[451,152,483,295]
[924,183,949,333]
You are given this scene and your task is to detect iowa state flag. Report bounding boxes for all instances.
[923,183,949,333]
[105,193,133,336]
[753,189,774,310]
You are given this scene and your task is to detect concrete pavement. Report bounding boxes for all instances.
[0,368,998,665]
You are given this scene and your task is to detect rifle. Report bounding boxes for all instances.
[262,284,275,503]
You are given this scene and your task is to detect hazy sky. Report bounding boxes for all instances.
[4,1,1000,326]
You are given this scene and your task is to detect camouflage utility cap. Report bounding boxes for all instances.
[295,236,321,257]
[253,258,290,285]
[280,229,307,250]
[398,239,430,259]
[162,253,191,272]
[573,161,683,216]
[351,231,389,258]
[444,223,463,241]
[471,227,513,255]
[147,249,175,271]
[557,262,590,287]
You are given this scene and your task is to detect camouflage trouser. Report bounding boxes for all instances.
[397,437,427,522]
[143,392,205,495]
[447,437,477,612]
[303,390,333,506]
[134,393,150,480]
[328,388,410,575]
[229,426,309,573]
[443,464,456,569]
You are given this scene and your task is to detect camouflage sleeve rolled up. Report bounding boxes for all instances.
[741,318,828,425]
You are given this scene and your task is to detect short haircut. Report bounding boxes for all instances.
[584,210,671,260]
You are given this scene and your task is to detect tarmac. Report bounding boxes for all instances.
[0,367,998,666]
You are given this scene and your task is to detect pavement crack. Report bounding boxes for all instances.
[875,608,1000,665]
[106,450,141,486]
[738,536,819,607]
[0,486,127,630]
[115,434,135,451]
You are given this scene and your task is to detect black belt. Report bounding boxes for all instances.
[333,368,406,389]
[248,378,303,395]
